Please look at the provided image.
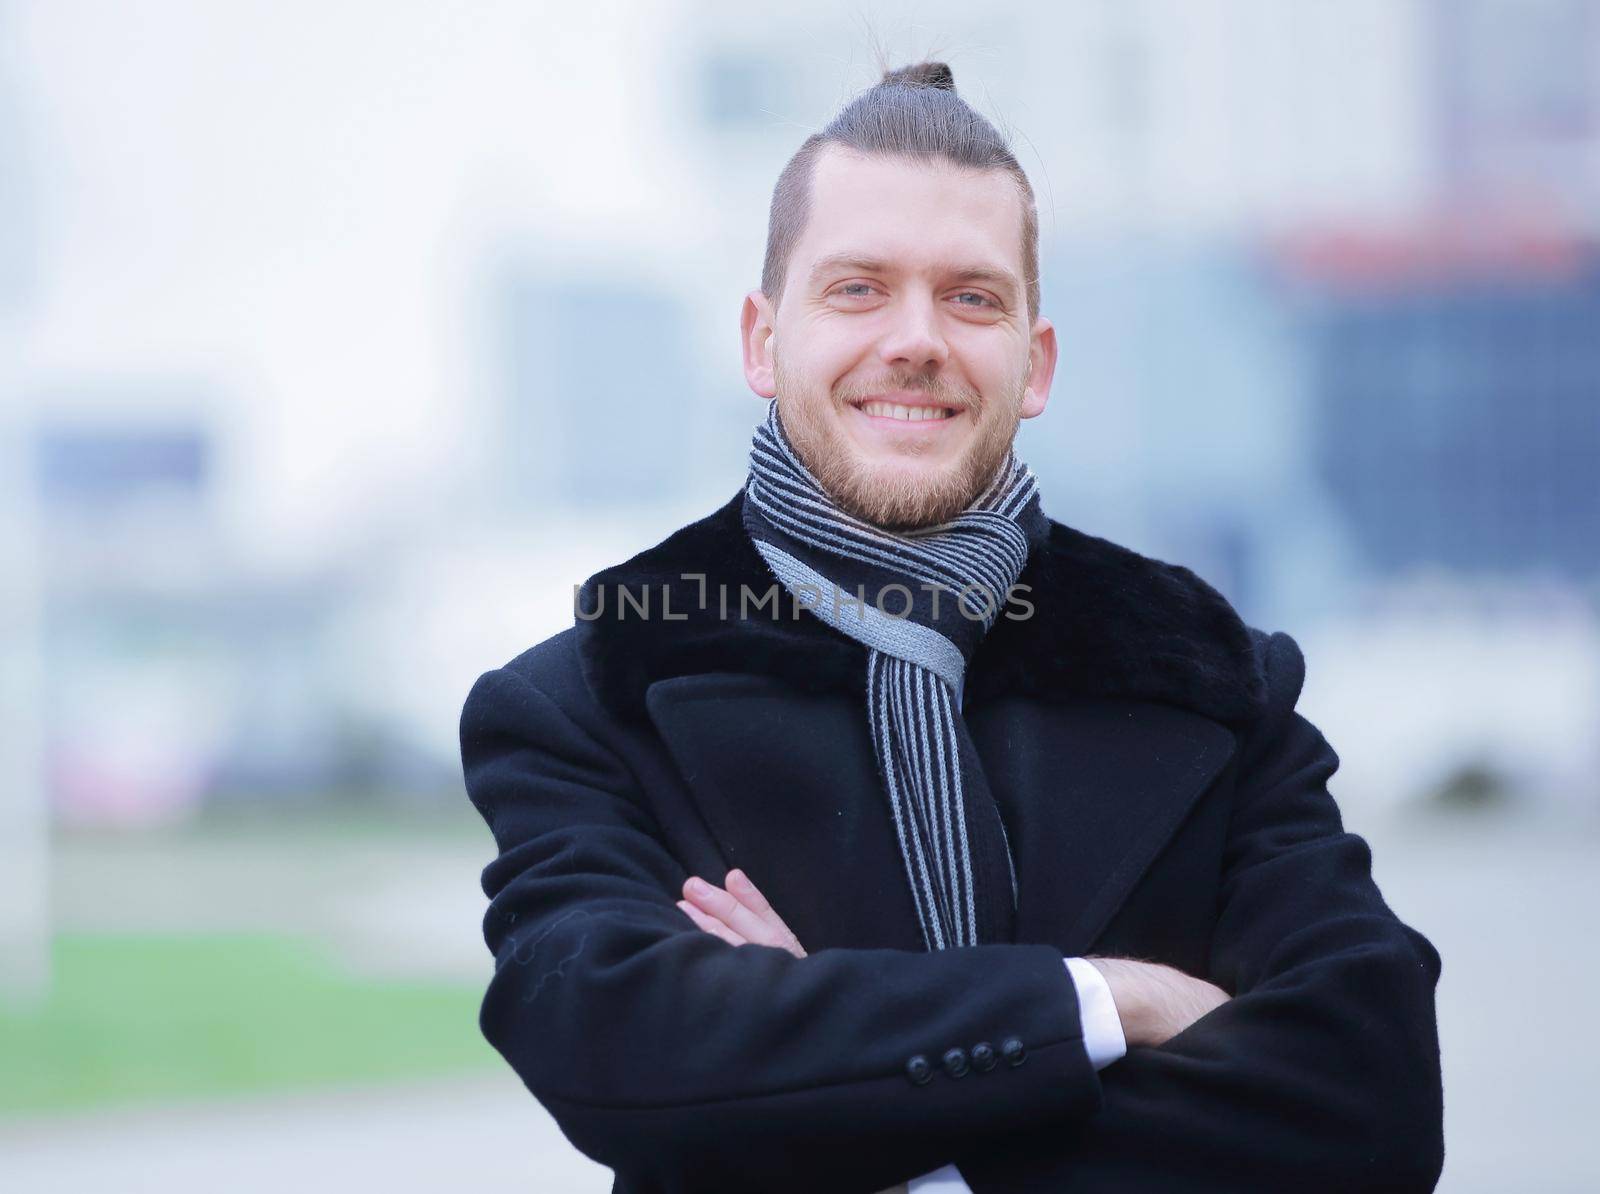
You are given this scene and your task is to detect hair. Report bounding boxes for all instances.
[760,61,1040,323]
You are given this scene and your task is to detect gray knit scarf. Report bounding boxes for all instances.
[742,398,1048,950]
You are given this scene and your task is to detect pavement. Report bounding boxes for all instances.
[0,1073,612,1193]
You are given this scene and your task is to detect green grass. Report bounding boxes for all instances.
[0,932,499,1116]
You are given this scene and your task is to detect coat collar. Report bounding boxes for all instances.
[574,488,1268,726]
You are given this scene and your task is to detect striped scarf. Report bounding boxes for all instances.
[742,398,1048,950]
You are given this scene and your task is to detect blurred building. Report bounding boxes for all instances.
[30,408,467,821]
[1279,230,1600,585]
[33,410,234,823]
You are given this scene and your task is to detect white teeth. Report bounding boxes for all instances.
[860,401,952,421]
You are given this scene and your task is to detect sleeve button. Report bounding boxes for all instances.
[1001,1036,1027,1066]
[941,1046,970,1077]
[905,1054,933,1086]
[970,1041,997,1072]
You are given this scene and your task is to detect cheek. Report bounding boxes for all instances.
[779,336,836,385]
[966,342,1016,381]
[801,323,873,379]
[971,351,1028,407]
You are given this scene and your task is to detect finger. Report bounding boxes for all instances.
[725,868,778,919]
[726,869,806,958]
[677,899,747,947]
[678,898,744,944]
[683,877,775,946]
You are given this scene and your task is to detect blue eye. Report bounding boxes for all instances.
[954,292,995,307]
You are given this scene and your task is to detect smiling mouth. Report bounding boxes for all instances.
[852,400,962,423]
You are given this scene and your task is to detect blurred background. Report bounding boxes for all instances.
[1,0,1596,1189]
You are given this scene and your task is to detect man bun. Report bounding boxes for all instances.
[880,61,956,92]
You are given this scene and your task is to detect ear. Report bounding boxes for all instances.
[1020,315,1057,420]
[741,289,778,399]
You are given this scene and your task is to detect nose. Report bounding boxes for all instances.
[877,290,948,372]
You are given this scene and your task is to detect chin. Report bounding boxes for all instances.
[830,457,978,529]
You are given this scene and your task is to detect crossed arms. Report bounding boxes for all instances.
[459,631,1444,1193]
[677,868,1231,1057]
[677,869,1234,1193]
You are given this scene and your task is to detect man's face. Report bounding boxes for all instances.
[742,145,1057,530]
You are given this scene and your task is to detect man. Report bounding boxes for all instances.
[459,62,1445,1193]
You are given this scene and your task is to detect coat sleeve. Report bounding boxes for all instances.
[959,629,1446,1193]
[459,657,1105,1194]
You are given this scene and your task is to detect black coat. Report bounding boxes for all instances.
[458,489,1445,1193]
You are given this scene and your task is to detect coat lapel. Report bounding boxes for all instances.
[644,672,929,953]
[966,694,1237,956]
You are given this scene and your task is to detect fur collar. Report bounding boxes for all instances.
[574,489,1268,726]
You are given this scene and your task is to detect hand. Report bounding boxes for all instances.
[677,869,807,959]
[1085,956,1231,1048]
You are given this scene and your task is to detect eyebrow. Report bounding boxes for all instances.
[806,252,1022,303]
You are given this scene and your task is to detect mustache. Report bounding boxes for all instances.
[835,377,981,409]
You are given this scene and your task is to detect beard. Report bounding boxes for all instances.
[772,353,1028,531]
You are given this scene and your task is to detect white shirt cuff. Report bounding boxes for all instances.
[903,1162,968,1192]
[1064,955,1128,1069]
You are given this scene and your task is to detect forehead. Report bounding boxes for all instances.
[796,145,1025,282]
